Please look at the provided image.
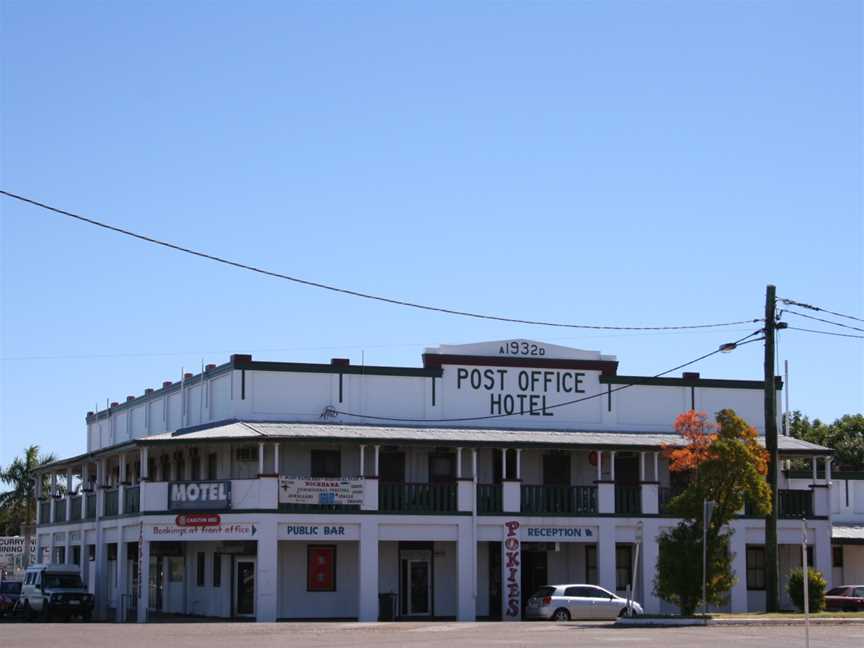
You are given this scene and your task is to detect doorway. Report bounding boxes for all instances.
[233,557,256,618]
[487,542,502,619]
[521,549,548,616]
[399,548,432,617]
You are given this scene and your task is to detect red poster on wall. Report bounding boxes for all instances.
[307,545,336,591]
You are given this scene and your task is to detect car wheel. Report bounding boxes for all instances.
[552,608,571,621]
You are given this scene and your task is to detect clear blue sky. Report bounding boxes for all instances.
[1,1,861,467]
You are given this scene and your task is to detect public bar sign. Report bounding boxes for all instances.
[279,478,364,506]
[168,481,231,511]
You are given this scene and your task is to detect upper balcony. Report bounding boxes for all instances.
[34,433,835,523]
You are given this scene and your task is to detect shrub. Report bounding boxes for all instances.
[787,567,826,612]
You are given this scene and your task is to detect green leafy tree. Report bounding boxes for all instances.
[0,445,56,565]
[787,567,827,612]
[789,411,864,471]
[653,409,772,616]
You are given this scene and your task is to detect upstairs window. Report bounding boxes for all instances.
[235,446,257,463]
[429,453,456,483]
[311,450,341,478]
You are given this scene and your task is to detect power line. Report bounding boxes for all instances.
[782,309,864,334]
[779,298,864,324]
[786,326,864,340]
[327,330,763,423]
[1,189,761,332]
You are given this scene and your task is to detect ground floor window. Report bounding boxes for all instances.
[307,545,336,591]
[213,552,221,587]
[615,545,632,591]
[196,552,205,586]
[585,545,597,584]
[833,546,844,568]
[746,546,765,590]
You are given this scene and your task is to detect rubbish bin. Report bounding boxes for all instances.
[378,592,397,621]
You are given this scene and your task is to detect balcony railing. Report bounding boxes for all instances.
[70,495,82,521]
[38,501,50,524]
[780,489,813,518]
[379,482,457,513]
[104,489,119,517]
[124,486,140,514]
[477,484,502,514]
[743,489,814,518]
[615,485,642,515]
[659,486,684,514]
[521,485,597,515]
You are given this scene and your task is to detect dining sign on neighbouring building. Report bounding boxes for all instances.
[279,478,364,506]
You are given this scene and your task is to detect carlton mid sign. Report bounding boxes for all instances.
[168,481,231,510]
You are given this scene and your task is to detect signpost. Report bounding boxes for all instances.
[703,500,716,620]
[802,519,810,648]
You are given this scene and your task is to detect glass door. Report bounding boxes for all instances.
[234,557,256,617]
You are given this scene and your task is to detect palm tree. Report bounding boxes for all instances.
[0,445,56,566]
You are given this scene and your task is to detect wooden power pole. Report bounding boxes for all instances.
[764,284,780,611]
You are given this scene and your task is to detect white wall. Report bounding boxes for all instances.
[184,542,231,618]
[277,541,359,619]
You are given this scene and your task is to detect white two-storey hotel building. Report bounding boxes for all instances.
[34,339,834,622]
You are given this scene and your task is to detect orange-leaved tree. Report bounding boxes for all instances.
[653,409,771,615]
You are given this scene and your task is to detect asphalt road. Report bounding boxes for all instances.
[3,622,864,648]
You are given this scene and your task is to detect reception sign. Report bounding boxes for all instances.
[279,478,364,506]
[145,522,256,541]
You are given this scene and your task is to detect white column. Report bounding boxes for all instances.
[596,451,603,482]
[258,442,265,476]
[457,518,476,621]
[501,449,507,479]
[79,534,87,585]
[374,445,380,477]
[825,457,832,483]
[653,452,659,482]
[64,532,72,565]
[255,519,278,622]
[640,521,661,614]
[273,443,280,475]
[137,538,150,622]
[456,447,463,479]
[359,445,365,477]
[596,519,616,593]
[610,451,617,482]
[639,452,645,481]
[472,449,478,481]
[357,520,379,621]
[141,447,149,480]
[51,472,58,497]
[66,470,73,521]
[516,449,522,480]
[729,522,748,612]
[812,456,817,485]
[120,455,128,484]
[116,541,129,622]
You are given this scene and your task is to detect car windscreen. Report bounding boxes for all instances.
[530,587,556,599]
[0,582,22,594]
[43,573,83,589]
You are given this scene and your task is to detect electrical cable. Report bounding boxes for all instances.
[782,309,864,334]
[786,326,864,340]
[0,189,761,331]
[779,298,864,324]
[327,330,764,423]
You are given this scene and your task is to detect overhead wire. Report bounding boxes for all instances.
[785,326,864,340]
[782,309,864,334]
[327,330,765,423]
[0,190,760,332]
[779,298,864,324]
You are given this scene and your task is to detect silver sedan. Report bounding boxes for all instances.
[525,584,644,621]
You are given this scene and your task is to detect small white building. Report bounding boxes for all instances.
[33,339,834,621]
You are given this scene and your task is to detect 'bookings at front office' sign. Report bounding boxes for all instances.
[168,480,231,510]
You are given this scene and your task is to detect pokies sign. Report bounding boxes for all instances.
[503,520,521,620]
